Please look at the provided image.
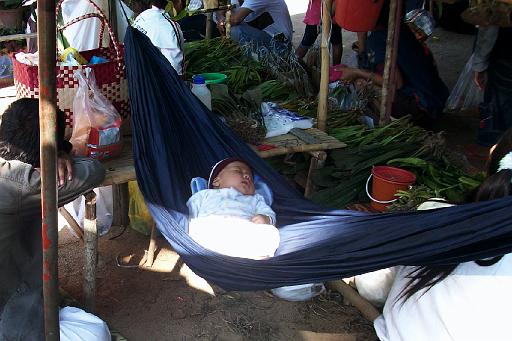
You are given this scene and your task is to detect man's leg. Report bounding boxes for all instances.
[296,24,319,60]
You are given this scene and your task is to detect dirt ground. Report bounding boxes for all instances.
[59,227,377,341]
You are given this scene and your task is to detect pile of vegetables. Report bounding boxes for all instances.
[310,118,484,209]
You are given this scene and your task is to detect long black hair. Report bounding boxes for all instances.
[399,128,512,302]
[0,98,69,167]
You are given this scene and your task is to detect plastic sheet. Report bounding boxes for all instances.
[445,55,484,112]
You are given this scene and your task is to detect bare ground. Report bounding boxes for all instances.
[58,227,377,341]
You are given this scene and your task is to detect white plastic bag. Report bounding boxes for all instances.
[354,267,397,307]
[70,69,122,160]
[60,306,111,341]
[271,283,326,302]
[261,102,314,138]
[63,186,113,236]
[445,54,484,112]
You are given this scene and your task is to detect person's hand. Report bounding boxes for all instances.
[473,70,487,91]
[217,19,226,35]
[334,65,362,82]
[57,151,73,186]
[251,214,271,225]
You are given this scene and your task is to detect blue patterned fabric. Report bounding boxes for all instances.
[125,26,512,291]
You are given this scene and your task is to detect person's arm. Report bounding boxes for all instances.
[216,9,227,34]
[472,26,499,90]
[335,65,404,89]
[186,190,206,219]
[252,195,276,225]
[230,7,252,26]
[25,157,105,211]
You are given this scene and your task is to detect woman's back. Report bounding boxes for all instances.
[374,254,512,341]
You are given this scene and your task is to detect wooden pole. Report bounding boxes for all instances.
[379,0,403,125]
[225,9,231,38]
[317,0,332,132]
[206,12,213,39]
[83,191,98,313]
[327,280,381,322]
[38,0,59,338]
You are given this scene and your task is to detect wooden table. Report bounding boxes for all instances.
[77,128,346,311]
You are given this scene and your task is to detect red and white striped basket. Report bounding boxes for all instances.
[12,0,129,136]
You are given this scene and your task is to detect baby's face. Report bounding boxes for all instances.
[213,161,255,195]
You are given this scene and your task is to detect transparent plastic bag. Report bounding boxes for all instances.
[445,54,484,112]
[128,181,154,236]
[70,69,122,160]
[271,283,325,302]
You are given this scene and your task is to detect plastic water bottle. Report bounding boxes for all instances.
[191,75,212,110]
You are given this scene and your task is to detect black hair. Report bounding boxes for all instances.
[0,98,70,167]
[149,0,168,9]
[399,128,512,302]
[374,0,407,30]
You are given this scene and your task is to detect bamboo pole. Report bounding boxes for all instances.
[0,33,37,42]
[379,0,403,125]
[206,12,213,39]
[327,280,381,322]
[317,0,332,132]
[38,0,59,338]
[83,191,98,313]
[225,9,231,38]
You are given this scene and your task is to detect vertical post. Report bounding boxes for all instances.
[145,223,158,267]
[379,0,403,125]
[83,191,98,312]
[112,183,129,227]
[225,8,231,38]
[206,12,213,39]
[38,0,59,339]
[317,0,332,132]
[108,0,118,39]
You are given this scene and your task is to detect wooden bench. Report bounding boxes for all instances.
[75,128,346,311]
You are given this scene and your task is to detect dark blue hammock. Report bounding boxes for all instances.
[125,26,512,291]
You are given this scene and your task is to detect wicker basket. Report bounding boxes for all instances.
[12,0,129,136]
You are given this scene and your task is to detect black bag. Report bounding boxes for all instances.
[247,11,274,30]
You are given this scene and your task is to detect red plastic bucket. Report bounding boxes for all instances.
[334,0,385,32]
[366,166,416,212]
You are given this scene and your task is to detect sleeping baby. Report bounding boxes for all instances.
[187,157,280,259]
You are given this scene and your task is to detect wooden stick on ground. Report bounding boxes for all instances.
[327,280,381,322]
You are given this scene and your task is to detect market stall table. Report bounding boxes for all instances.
[74,128,346,311]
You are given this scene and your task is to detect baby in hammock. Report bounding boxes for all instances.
[187,157,280,259]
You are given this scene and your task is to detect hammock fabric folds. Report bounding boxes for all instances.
[125,27,512,291]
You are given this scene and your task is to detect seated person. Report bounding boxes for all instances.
[217,0,293,49]
[373,127,512,341]
[187,157,280,259]
[169,0,221,41]
[0,98,105,339]
[133,0,185,76]
[335,1,449,129]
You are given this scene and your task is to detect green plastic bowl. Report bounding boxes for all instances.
[197,73,228,84]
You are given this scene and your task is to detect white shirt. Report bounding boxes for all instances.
[187,187,276,224]
[374,254,512,341]
[133,7,185,75]
[240,0,293,41]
